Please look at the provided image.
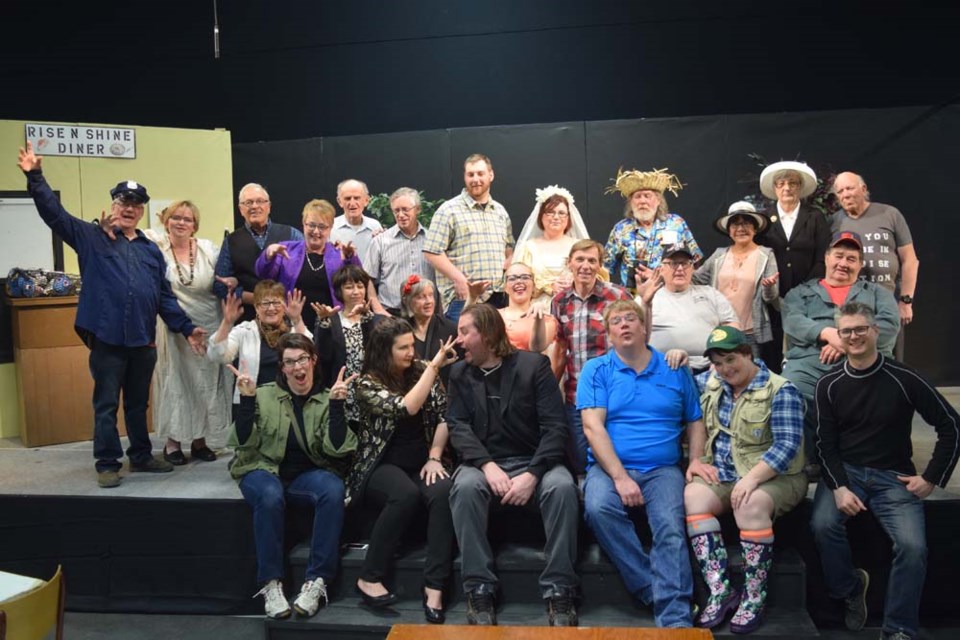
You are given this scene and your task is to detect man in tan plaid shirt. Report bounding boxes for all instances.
[424,153,515,321]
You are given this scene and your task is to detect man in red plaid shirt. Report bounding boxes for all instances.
[552,239,631,474]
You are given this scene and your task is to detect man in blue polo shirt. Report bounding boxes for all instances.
[18,142,207,489]
[578,299,712,628]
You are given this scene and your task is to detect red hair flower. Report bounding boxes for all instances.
[401,274,421,297]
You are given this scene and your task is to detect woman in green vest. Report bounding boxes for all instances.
[683,326,807,633]
[228,333,357,621]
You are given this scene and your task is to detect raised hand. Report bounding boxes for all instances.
[348,299,372,317]
[335,240,356,261]
[466,279,491,304]
[221,293,244,325]
[99,209,120,241]
[17,142,42,172]
[429,336,458,371]
[636,266,664,304]
[761,272,780,288]
[226,363,256,396]
[265,243,290,261]
[286,288,305,322]
[330,366,358,401]
[310,301,341,320]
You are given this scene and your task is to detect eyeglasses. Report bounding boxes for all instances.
[543,211,569,218]
[662,260,692,269]
[608,313,640,326]
[282,354,312,369]
[392,207,417,214]
[257,300,283,309]
[168,215,195,224]
[505,274,533,283]
[729,220,755,228]
[775,179,801,189]
[304,222,330,232]
[240,199,270,207]
[838,325,872,339]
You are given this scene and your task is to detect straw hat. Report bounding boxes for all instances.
[759,161,817,200]
[605,167,684,198]
[714,201,769,235]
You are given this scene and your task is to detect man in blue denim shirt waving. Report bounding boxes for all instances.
[18,142,207,488]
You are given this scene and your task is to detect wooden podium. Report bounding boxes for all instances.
[8,296,132,447]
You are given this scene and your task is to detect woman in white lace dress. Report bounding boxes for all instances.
[145,201,231,464]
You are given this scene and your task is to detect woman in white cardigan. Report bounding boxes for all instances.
[208,280,312,408]
[693,202,779,363]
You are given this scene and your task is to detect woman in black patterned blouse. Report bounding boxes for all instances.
[346,318,458,623]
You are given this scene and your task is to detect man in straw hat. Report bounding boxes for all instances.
[756,160,832,372]
[603,167,702,292]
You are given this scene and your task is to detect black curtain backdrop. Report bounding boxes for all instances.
[234,104,958,384]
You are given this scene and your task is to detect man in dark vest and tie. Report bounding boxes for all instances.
[214,183,303,321]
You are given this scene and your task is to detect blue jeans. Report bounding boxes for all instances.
[444,298,465,322]
[89,340,157,472]
[565,405,588,475]
[239,469,346,586]
[583,464,692,628]
[810,465,927,639]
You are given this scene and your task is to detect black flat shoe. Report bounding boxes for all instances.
[355,585,398,609]
[163,449,188,466]
[190,446,217,462]
[422,593,445,624]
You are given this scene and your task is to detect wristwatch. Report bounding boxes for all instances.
[899,294,913,304]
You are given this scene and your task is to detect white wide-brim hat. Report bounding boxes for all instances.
[714,200,769,235]
[759,161,817,200]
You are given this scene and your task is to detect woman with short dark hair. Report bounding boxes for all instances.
[228,333,357,621]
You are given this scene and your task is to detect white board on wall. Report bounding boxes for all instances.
[0,195,58,276]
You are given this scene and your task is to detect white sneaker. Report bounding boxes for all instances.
[293,578,328,618]
[254,579,292,619]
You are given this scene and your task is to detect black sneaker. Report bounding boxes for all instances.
[843,568,869,631]
[546,593,578,627]
[466,586,497,625]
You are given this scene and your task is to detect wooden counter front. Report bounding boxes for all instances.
[8,296,132,447]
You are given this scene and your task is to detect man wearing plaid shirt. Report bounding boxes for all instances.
[424,154,514,321]
[551,239,631,473]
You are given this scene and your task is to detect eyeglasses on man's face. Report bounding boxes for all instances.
[240,199,270,208]
[608,313,640,326]
[282,354,312,369]
[838,325,872,339]
[662,260,692,270]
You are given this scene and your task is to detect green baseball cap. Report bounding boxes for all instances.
[705,325,748,353]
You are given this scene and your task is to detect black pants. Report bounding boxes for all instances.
[760,307,785,374]
[361,463,455,590]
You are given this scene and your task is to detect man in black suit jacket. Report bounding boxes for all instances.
[447,304,579,627]
[756,161,832,372]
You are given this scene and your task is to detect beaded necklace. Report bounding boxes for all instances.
[172,239,196,286]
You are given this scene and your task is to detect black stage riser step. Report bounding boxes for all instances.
[265,599,819,640]
[289,542,807,609]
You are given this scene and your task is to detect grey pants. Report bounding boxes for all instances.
[450,464,580,596]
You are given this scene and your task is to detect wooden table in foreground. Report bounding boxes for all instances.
[387,625,713,640]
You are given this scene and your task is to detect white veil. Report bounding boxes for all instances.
[513,185,590,257]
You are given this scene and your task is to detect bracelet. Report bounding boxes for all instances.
[428,456,442,463]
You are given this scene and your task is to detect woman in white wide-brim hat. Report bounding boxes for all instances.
[694,201,780,361]
[754,160,832,373]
